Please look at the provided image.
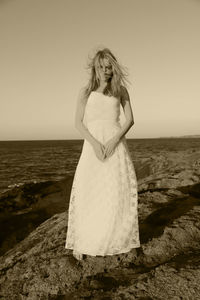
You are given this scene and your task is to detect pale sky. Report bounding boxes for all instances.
[0,0,200,140]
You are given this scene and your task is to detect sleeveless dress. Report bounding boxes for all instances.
[65,91,140,256]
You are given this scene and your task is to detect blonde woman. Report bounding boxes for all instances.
[65,47,140,261]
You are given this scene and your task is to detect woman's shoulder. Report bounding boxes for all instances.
[77,86,89,103]
[79,85,88,95]
[120,85,128,95]
[119,85,130,102]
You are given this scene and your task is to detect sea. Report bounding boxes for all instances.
[0,138,199,195]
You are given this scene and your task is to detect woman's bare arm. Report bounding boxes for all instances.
[74,87,100,147]
[114,86,134,142]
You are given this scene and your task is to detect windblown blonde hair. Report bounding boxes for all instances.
[84,47,130,100]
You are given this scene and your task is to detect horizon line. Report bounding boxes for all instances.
[0,134,200,142]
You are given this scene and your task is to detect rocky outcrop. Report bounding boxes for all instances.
[0,177,72,256]
[136,150,200,191]
[0,184,200,299]
[0,149,200,299]
[0,176,75,215]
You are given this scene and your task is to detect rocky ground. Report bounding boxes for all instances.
[0,177,72,256]
[0,148,200,299]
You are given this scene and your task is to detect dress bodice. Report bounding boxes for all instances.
[84,91,120,124]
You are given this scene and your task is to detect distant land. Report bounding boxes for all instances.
[179,135,200,138]
[157,134,200,139]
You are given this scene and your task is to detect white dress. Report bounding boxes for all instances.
[65,91,140,256]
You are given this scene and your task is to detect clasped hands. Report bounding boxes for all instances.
[92,136,120,161]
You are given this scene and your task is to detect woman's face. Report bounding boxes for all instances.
[96,58,113,82]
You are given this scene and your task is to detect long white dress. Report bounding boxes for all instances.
[65,91,140,256]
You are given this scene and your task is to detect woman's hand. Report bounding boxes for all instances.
[92,141,106,161]
[103,136,120,159]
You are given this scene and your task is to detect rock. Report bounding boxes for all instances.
[0,177,73,255]
[0,183,200,299]
[0,148,200,299]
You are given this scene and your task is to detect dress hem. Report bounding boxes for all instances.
[65,244,141,256]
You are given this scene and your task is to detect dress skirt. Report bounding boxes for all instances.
[65,119,140,256]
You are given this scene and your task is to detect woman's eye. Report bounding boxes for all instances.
[99,65,111,70]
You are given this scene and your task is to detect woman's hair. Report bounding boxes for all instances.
[84,47,130,100]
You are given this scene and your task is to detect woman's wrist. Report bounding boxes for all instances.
[91,139,99,147]
[114,134,121,144]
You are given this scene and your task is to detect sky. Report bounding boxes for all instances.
[0,0,200,140]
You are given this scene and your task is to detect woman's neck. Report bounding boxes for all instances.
[99,82,107,88]
[99,78,111,88]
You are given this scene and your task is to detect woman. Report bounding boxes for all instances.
[65,47,140,261]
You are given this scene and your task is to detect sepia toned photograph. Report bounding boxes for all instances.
[0,0,200,299]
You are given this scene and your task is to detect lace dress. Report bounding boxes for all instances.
[65,91,140,256]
